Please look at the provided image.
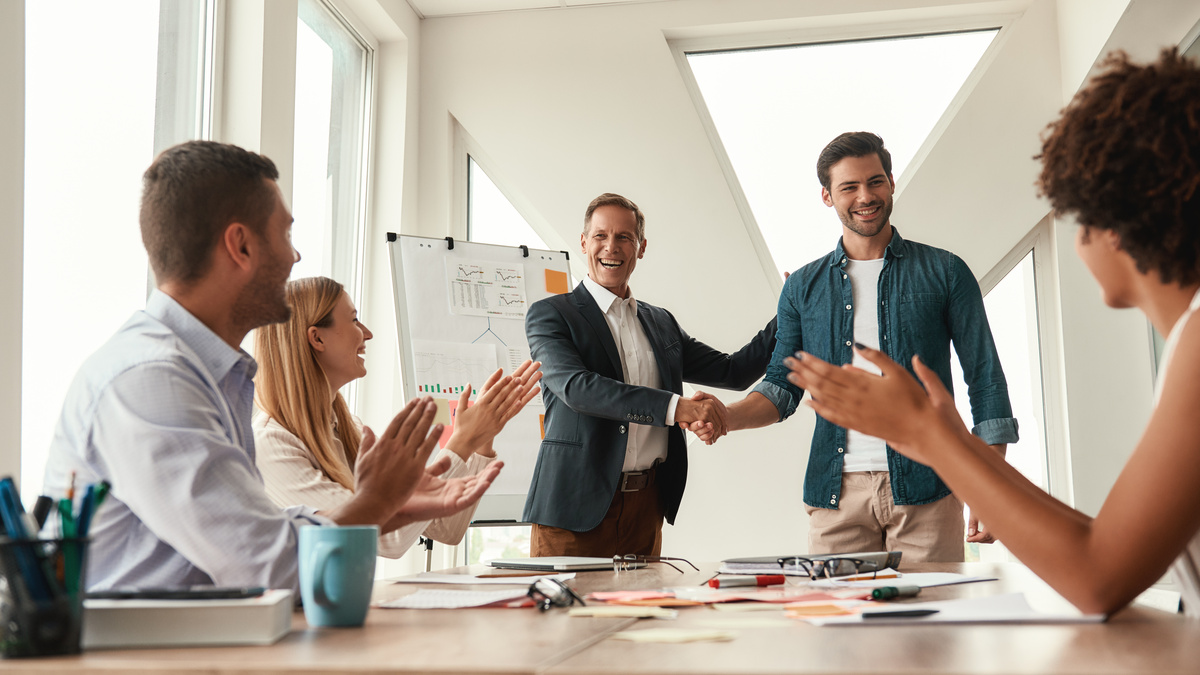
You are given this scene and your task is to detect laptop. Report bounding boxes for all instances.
[487,556,645,572]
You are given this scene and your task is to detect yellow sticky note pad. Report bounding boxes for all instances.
[545,269,569,294]
[432,398,453,426]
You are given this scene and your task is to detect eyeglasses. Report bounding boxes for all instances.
[612,554,699,574]
[775,556,881,581]
[527,577,586,612]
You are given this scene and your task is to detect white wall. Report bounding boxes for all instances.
[1,1,24,480]
[404,0,1200,560]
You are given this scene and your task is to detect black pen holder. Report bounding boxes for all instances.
[0,537,89,658]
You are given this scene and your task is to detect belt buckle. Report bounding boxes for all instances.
[620,470,646,492]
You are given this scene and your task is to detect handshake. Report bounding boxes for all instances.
[675,391,728,445]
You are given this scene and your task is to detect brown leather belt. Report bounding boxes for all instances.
[619,464,657,492]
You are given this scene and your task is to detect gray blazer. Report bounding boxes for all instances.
[521,282,777,532]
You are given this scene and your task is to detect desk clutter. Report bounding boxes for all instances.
[377,551,1101,633]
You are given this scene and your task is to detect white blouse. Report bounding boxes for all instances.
[252,410,490,558]
[1154,287,1200,617]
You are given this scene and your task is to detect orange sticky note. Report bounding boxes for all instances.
[538,414,546,440]
[545,269,569,294]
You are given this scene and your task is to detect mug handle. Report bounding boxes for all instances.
[310,540,342,607]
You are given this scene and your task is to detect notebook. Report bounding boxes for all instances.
[488,556,644,571]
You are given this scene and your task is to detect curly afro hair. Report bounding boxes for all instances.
[1037,47,1200,287]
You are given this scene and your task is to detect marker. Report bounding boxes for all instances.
[871,585,921,600]
[708,575,786,589]
[862,608,939,619]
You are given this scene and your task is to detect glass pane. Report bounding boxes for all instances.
[468,157,548,249]
[687,31,996,276]
[291,0,370,295]
[22,1,209,502]
[949,252,1048,562]
[467,525,532,565]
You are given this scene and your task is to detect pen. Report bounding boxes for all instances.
[872,585,921,600]
[708,575,786,589]
[861,608,939,619]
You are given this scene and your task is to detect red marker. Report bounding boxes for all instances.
[708,575,786,589]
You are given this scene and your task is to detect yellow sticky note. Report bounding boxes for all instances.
[545,269,569,294]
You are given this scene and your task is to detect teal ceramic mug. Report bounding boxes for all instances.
[298,525,378,627]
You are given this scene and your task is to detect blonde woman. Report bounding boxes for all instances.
[253,276,542,557]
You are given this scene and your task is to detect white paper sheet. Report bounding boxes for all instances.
[803,592,1106,625]
[378,588,529,609]
[446,258,529,319]
[807,572,996,589]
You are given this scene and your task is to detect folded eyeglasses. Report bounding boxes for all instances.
[776,556,881,580]
[612,554,699,574]
[527,577,586,611]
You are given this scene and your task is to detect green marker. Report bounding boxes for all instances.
[872,585,922,600]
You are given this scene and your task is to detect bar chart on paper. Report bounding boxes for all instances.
[412,341,497,397]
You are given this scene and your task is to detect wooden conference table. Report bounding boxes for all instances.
[5,562,1199,674]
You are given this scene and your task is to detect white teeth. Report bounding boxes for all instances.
[600,259,623,268]
[854,206,880,216]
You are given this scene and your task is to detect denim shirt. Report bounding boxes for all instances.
[753,228,1019,509]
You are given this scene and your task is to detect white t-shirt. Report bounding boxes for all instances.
[843,258,889,472]
[1154,287,1200,617]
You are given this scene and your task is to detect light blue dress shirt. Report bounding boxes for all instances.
[43,291,332,591]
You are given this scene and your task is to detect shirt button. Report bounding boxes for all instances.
[619,425,626,434]
[841,258,846,263]
[845,341,852,347]
[845,304,852,310]
[830,496,837,505]
[837,447,844,453]
[842,274,847,280]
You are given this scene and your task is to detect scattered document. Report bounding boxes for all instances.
[808,572,996,589]
[568,606,678,619]
[610,628,737,643]
[390,572,575,586]
[802,592,1106,626]
[378,589,529,609]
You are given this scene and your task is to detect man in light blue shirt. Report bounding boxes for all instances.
[43,141,497,591]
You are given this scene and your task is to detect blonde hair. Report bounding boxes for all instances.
[254,277,362,489]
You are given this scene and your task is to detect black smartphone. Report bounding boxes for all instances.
[86,586,266,600]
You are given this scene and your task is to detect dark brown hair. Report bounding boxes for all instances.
[140,140,280,284]
[1037,48,1200,286]
[583,193,645,242]
[816,132,893,191]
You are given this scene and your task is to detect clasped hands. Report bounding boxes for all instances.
[677,391,729,445]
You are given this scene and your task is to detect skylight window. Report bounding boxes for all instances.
[687,30,997,275]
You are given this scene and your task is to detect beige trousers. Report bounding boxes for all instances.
[805,472,965,563]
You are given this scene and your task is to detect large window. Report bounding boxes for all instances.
[467,156,548,251]
[291,0,372,297]
[22,0,213,502]
[463,155,544,564]
[951,250,1049,561]
[686,31,997,277]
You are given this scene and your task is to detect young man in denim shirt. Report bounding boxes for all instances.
[689,132,1018,562]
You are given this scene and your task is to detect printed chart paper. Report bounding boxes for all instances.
[447,258,528,319]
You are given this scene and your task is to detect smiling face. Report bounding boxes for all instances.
[821,154,895,243]
[308,291,373,393]
[581,203,646,299]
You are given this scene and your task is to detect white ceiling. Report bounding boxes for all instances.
[405,0,674,19]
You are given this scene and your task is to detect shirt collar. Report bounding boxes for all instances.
[145,290,257,383]
[830,226,907,267]
[583,275,638,318]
